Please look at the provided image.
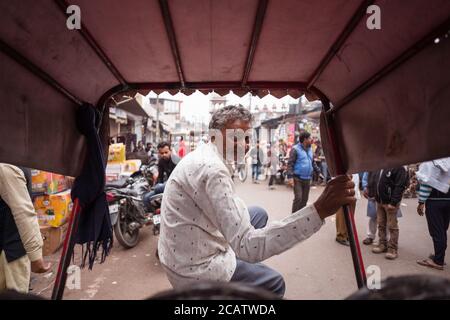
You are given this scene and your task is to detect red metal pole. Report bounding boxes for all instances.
[322,107,367,289]
[51,198,81,300]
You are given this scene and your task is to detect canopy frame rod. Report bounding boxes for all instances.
[159,0,186,89]
[320,97,367,289]
[241,0,269,88]
[0,38,82,106]
[330,17,450,114]
[54,0,127,86]
[306,0,374,90]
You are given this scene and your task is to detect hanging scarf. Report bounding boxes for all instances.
[71,103,113,269]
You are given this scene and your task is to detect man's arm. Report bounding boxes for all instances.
[390,168,409,206]
[201,170,355,264]
[286,147,297,179]
[417,183,432,216]
[362,172,369,198]
[201,167,322,263]
[362,172,368,190]
[0,165,43,263]
[312,158,321,175]
[418,183,432,204]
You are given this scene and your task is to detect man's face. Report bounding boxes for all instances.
[303,137,312,148]
[220,120,251,162]
[158,146,172,161]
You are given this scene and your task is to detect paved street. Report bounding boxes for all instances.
[32,178,450,300]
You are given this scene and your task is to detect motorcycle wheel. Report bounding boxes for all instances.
[114,214,140,249]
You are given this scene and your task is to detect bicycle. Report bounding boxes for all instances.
[232,154,249,183]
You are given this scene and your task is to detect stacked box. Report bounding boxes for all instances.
[31,170,68,195]
[122,159,142,173]
[106,163,123,182]
[108,143,126,163]
[34,190,73,227]
[40,224,68,256]
[105,174,119,182]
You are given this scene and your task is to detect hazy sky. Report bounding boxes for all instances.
[147,90,300,124]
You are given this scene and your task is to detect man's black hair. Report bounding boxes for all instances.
[157,141,171,150]
[299,131,311,143]
[346,275,450,300]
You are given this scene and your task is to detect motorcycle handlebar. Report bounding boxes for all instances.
[105,187,140,198]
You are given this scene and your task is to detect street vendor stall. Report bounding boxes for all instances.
[1,0,449,298]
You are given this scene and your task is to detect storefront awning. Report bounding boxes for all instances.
[116,98,150,118]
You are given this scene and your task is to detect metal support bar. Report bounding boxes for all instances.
[241,0,269,87]
[0,38,82,106]
[51,199,81,300]
[129,81,310,91]
[307,0,374,90]
[54,0,127,85]
[330,17,450,114]
[321,99,367,289]
[159,0,186,88]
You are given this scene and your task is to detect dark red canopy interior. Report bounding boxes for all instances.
[1,0,449,176]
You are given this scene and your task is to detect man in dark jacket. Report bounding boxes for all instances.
[372,167,409,260]
[156,141,180,184]
[143,142,180,210]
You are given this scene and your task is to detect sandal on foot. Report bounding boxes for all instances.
[417,259,444,270]
[429,254,446,265]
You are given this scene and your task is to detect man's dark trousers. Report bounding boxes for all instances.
[230,206,286,297]
[425,200,450,266]
[292,177,311,213]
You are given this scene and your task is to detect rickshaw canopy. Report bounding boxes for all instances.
[1,0,449,176]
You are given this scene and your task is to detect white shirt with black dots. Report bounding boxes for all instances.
[158,143,324,288]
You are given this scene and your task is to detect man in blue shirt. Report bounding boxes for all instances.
[287,132,321,213]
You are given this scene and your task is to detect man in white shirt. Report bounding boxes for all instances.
[158,105,356,297]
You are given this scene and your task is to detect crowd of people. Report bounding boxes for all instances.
[334,161,449,269]
[245,134,328,190]
[281,129,449,267]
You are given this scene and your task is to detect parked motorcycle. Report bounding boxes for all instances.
[135,156,159,188]
[275,156,288,185]
[105,171,162,248]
